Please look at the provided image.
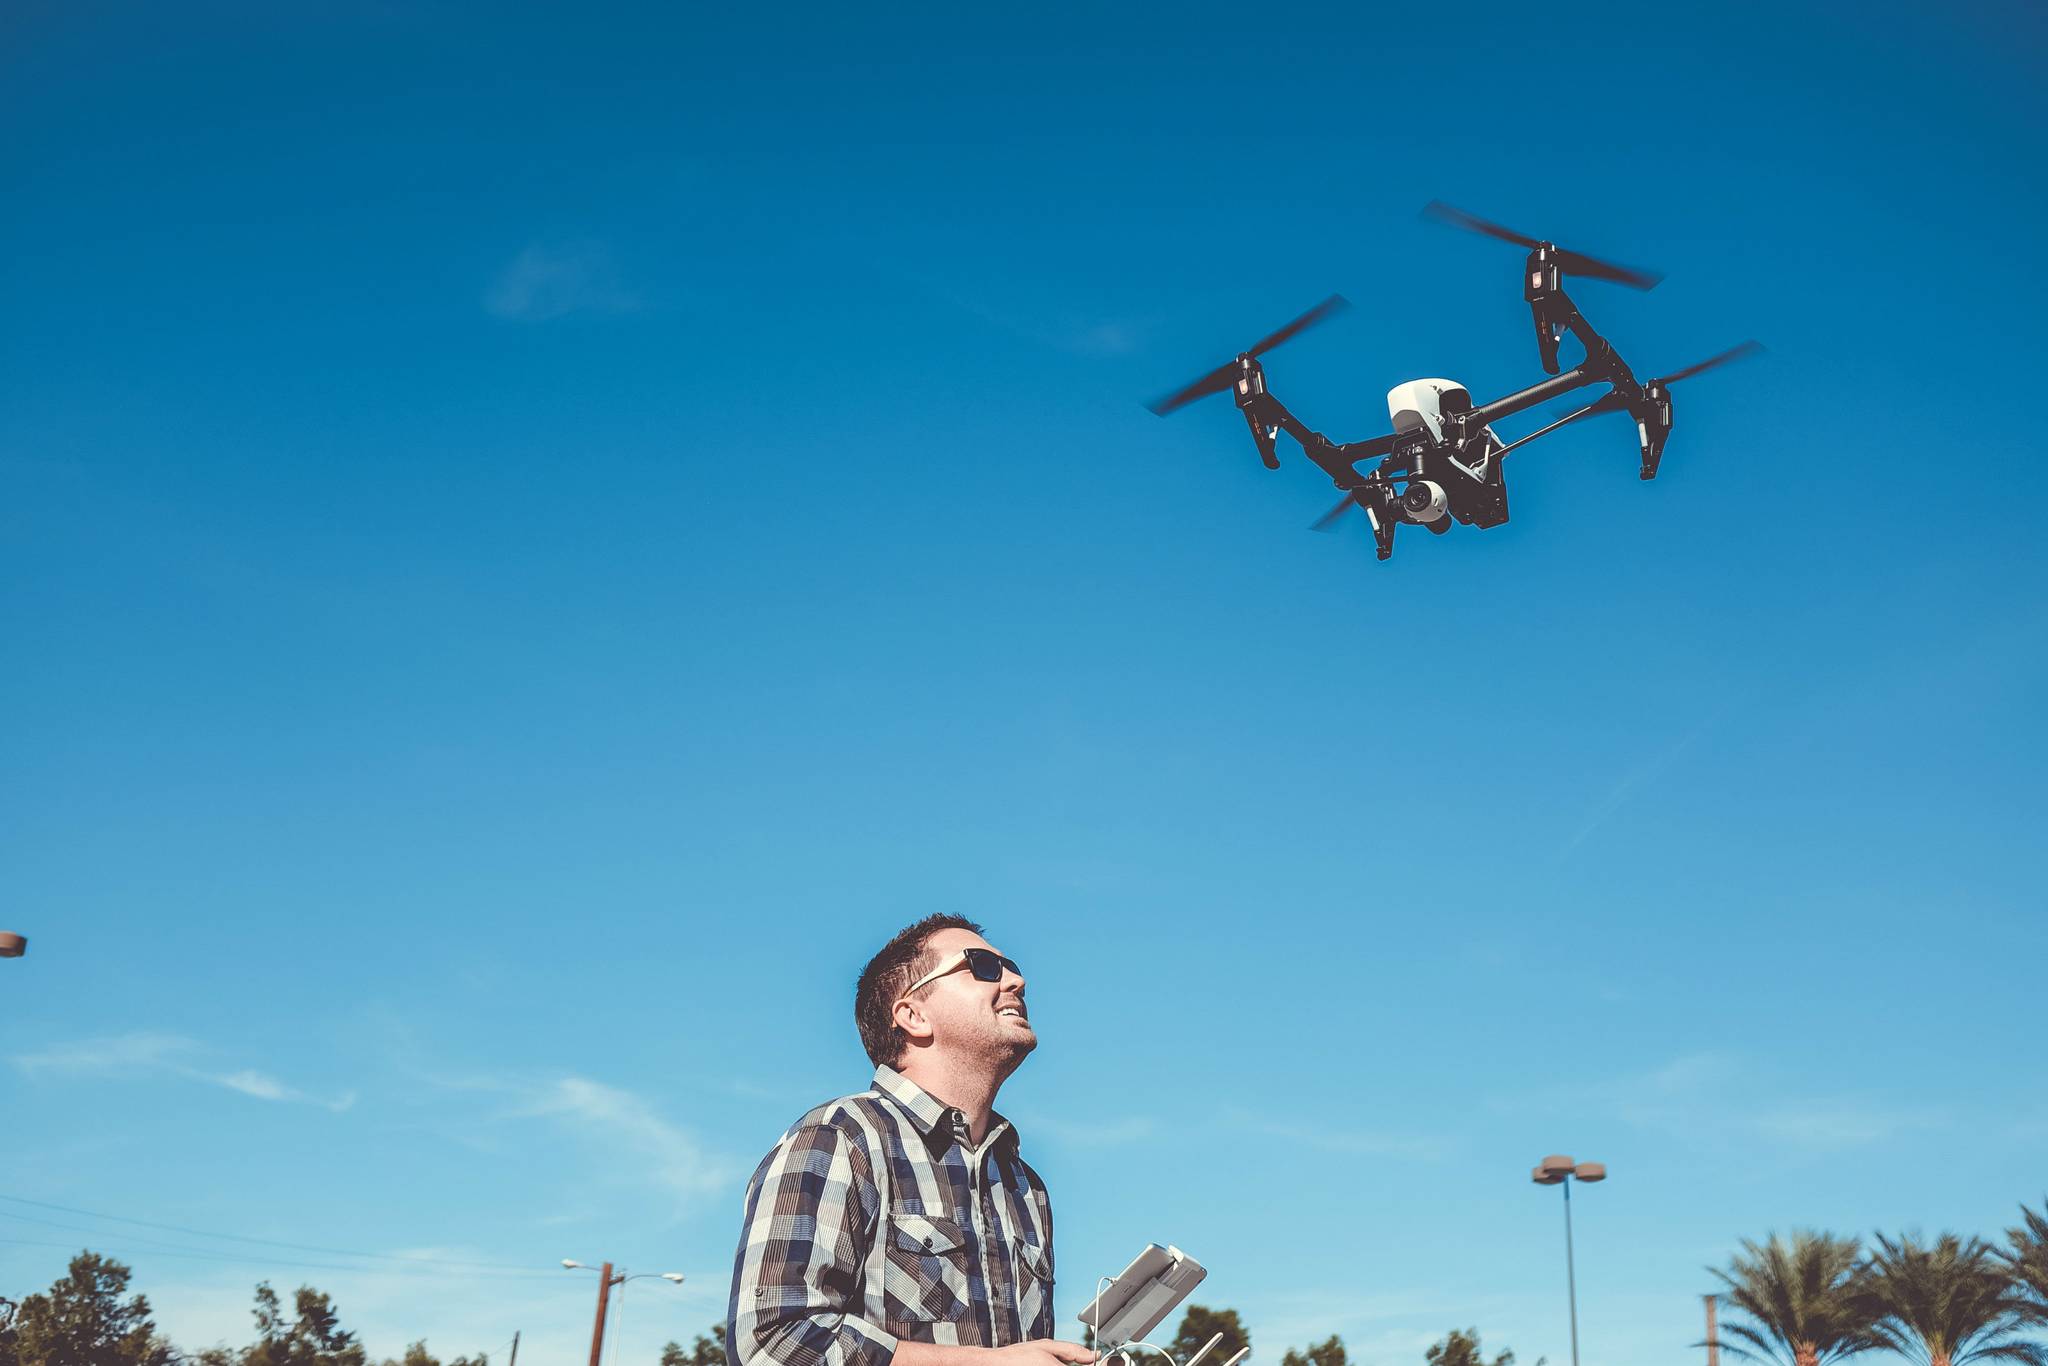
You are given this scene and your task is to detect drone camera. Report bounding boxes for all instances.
[1400,480,1449,523]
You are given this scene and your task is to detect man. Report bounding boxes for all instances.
[729,915,1094,1366]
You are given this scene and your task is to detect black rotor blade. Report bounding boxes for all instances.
[1244,294,1350,357]
[1549,248,1662,291]
[1309,494,1359,532]
[1145,294,1350,416]
[1656,340,1764,385]
[1421,200,1539,250]
[1422,200,1662,290]
[1145,361,1238,416]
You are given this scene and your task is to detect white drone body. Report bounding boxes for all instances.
[1387,378,1484,442]
[1382,379,1508,526]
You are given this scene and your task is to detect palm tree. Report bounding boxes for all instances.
[1862,1231,2045,1366]
[2001,1200,2048,1326]
[1703,1231,1884,1366]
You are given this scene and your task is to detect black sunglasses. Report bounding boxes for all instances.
[903,946,1022,994]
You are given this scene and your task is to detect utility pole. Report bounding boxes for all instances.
[561,1257,681,1364]
[508,1332,520,1366]
[587,1262,622,1366]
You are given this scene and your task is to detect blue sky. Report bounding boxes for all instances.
[4,3,2045,1366]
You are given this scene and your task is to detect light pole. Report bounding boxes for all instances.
[561,1260,684,1366]
[1530,1154,1606,1366]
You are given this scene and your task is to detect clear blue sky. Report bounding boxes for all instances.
[4,3,2045,1366]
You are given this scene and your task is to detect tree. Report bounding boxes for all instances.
[2001,1200,2048,1326]
[1705,1232,1883,1366]
[1425,1328,1521,1366]
[377,1343,489,1366]
[1279,1337,1346,1366]
[0,1252,175,1366]
[662,1326,728,1366]
[241,1283,367,1366]
[1166,1307,1251,1366]
[1862,1232,2045,1366]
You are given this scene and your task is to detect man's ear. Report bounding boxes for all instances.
[892,995,936,1048]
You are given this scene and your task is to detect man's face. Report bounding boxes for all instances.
[902,927,1035,1068]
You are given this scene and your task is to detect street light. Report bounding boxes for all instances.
[1531,1154,1606,1366]
[0,932,26,958]
[562,1259,685,1366]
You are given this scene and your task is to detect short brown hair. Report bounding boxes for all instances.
[854,914,982,1067]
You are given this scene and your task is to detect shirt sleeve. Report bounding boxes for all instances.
[729,1118,897,1366]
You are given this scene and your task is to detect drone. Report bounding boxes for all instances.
[1145,202,1762,561]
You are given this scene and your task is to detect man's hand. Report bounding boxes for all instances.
[894,1340,1096,1366]
[991,1343,1097,1366]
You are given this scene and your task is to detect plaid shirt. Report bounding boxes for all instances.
[728,1066,1056,1366]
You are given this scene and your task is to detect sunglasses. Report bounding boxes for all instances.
[902,947,1022,996]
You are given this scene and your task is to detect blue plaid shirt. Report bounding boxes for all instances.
[728,1066,1056,1366]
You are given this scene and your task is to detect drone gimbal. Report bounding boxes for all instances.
[1145,202,1761,561]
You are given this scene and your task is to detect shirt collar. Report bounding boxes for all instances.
[872,1065,1017,1155]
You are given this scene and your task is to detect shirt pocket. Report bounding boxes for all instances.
[1013,1236,1053,1338]
[882,1209,971,1331]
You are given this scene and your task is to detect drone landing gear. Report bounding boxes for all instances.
[1632,382,1672,479]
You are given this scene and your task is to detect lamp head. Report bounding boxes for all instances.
[1530,1165,1565,1185]
[562,1259,584,1270]
[1574,1162,1607,1182]
[0,932,25,958]
[1538,1154,1575,1178]
[661,1273,686,1284]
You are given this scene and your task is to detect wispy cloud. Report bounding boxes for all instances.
[505,1075,738,1211]
[14,1032,356,1112]
[1223,1110,1448,1161]
[1552,720,1713,862]
[1586,1050,1931,1151]
[484,242,639,321]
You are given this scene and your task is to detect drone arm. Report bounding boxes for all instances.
[1235,371,1367,478]
[1461,361,1611,432]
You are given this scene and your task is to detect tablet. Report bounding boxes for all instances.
[1075,1244,1209,1347]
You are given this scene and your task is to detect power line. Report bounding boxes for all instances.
[0,1194,560,1277]
[0,1234,426,1277]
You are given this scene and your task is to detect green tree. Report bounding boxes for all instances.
[241,1283,368,1366]
[661,1325,728,1366]
[2001,1200,2048,1326]
[1862,1232,2045,1366]
[0,1252,174,1366]
[1279,1337,1345,1366]
[378,1342,489,1366]
[1425,1328,1520,1366]
[1705,1232,1883,1366]
[1166,1307,1251,1366]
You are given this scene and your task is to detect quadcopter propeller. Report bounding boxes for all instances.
[1309,478,1400,532]
[1420,201,1664,291]
[1310,493,1361,532]
[1540,342,1769,428]
[1655,339,1764,384]
[1526,341,1764,442]
[1145,295,1350,416]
